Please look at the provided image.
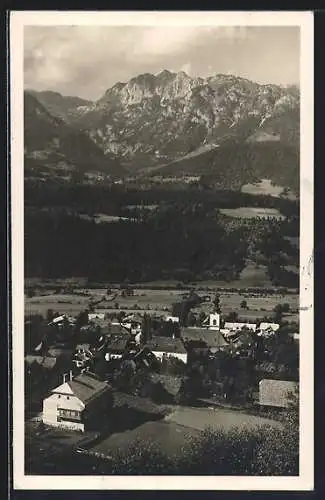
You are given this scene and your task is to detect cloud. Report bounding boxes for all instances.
[24,25,300,100]
[180,62,192,75]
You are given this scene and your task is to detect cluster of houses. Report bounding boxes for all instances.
[25,308,298,432]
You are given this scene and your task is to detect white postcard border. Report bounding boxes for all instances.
[10,10,314,491]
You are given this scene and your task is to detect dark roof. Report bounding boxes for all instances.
[181,327,229,348]
[113,391,167,415]
[231,331,255,347]
[145,336,187,354]
[105,335,130,353]
[123,313,143,323]
[75,343,91,351]
[65,372,111,405]
[103,323,131,336]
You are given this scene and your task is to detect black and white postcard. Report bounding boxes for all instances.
[10,10,314,491]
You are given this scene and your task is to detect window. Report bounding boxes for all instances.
[58,408,81,422]
[58,395,61,398]
[67,396,70,400]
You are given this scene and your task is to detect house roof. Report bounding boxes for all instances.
[259,379,298,408]
[52,372,111,405]
[259,323,280,332]
[230,331,256,347]
[181,327,229,348]
[113,391,167,415]
[123,313,143,323]
[75,343,91,351]
[146,336,187,354]
[103,323,131,336]
[224,322,257,331]
[105,335,130,353]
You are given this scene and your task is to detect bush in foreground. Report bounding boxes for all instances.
[109,409,298,476]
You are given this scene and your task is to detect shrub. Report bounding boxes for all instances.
[106,416,299,475]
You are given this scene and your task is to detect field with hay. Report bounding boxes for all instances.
[220,207,285,220]
[25,282,299,323]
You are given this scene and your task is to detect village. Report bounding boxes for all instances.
[24,285,299,473]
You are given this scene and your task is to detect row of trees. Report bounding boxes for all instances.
[25,181,299,215]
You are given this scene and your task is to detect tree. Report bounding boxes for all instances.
[117,311,126,322]
[26,288,35,298]
[240,300,248,310]
[273,303,289,323]
[273,304,281,322]
[187,312,196,327]
[213,293,221,313]
[282,303,290,313]
[172,301,191,327]
[160,320,180,338]
[225,311,239,322]
[75,309,89,330]
[46,309,55,323]
[141,313,152,343]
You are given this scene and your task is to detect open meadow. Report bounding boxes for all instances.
[220,207,285,220]
[25,283,299,323]
[90,405,282,459]
[164,406,283,433]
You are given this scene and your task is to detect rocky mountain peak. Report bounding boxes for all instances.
[28,70,300,167]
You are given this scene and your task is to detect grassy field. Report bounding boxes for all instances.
[241,179,284,197]
[25,285,299,321]
[91,405,282,458]
[164,406,283,433]
[79,213,130,223]
[241,179,297,200]
[91,420,200,457]
[220,207,285,220]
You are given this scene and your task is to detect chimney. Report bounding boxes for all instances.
[69,370,73,381]
[62,373,67,383]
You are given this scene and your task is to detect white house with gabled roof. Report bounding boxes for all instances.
[42,371,112,432]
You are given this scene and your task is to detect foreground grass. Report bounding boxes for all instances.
[108,412,298,475]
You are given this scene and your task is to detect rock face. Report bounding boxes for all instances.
[49,70,299,164]
[27,70,300,180]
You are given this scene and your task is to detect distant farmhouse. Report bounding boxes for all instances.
[258,323,280,337]
[259,322,280,332]
[181,327,229,350]
[164,315,180,324]
[42,371,112,432]
[224,322,257,332]
[145,336,188,364]
[104,336,130,361]
[258,379,298,408]
[88,312,106,321]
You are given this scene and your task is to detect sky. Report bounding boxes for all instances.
[24,25,300,101]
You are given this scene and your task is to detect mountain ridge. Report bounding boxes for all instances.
[25,70,300,189]
[24,91,123,178]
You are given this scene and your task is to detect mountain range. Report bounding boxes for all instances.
[24,70,300,190]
